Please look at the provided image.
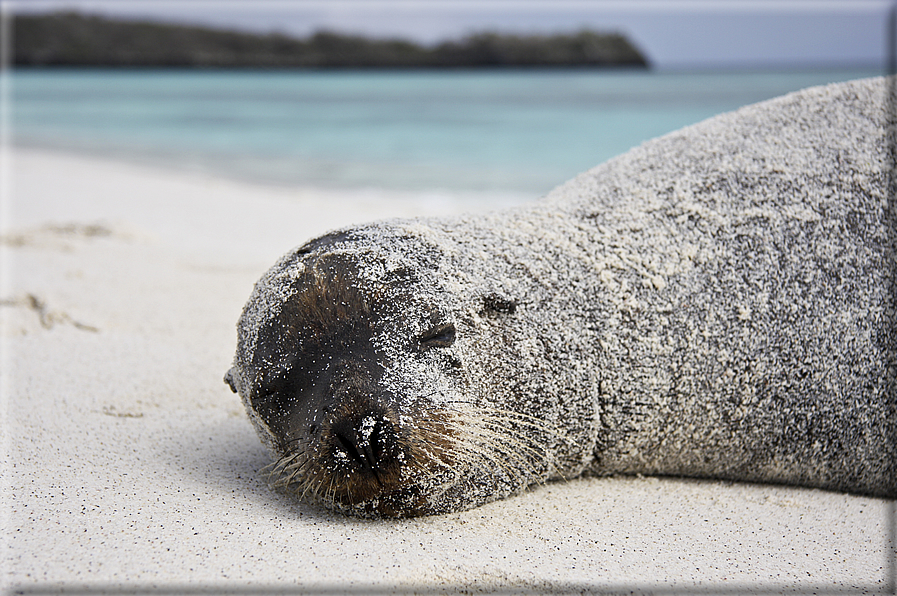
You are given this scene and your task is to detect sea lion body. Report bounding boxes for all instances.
[227,77,896,517]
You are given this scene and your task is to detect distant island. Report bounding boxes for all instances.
[13,12,649,69]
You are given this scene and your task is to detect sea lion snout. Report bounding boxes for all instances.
[317,360,401,478]
[322,399,402,484]
[306,373,412,507]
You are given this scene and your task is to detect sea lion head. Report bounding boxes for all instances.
[225,223,560,517]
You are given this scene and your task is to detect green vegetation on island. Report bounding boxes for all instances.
[13,11,650,69]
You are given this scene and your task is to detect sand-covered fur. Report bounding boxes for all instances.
[229,77,896,517]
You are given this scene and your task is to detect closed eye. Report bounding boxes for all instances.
[252,387,279,407]
[252,360,293,406]
[419,323,456,348]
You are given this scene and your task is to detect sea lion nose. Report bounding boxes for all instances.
[329,414,391,480]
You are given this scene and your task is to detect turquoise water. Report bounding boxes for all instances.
[10,68,882,197]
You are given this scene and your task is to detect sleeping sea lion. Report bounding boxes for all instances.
[226,77,896,517]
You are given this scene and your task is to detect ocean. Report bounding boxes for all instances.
[10,67,883,201]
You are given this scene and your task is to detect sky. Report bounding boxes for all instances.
[5,0,893,70]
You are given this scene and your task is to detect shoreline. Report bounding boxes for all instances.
[11,68,884,205]
[2,145,893,591]
[9,143,537,218]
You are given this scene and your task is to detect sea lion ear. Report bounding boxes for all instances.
[224,368,239,394]
[481,293,517,316]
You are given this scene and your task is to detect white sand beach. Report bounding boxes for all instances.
[2,146,894,593]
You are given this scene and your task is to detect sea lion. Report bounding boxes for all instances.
[225,77,896,518]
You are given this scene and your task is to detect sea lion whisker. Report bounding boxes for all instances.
[437,402,570,446]
[440,424,538,482]
[300,470,324,501]
[262,459,286,476]
[272,465,299,487]
[325,476,337,507]
[462,408,572,446]
[409,442,454,473]
[273,454,320,490]
[458,419,545,454]
[468,432,549,473]
[405,433,464,482]
[267,453,303,479]
[457,434,546,482]
[429,412,546,463]
[443,413,550,467]
[281,469,304,488]
[283,453,307,473]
